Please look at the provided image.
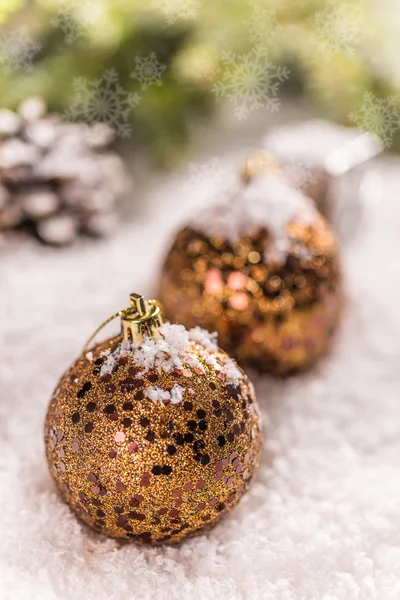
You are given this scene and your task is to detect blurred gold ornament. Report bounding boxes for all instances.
[160,174,342,375]
[44,294,261,544]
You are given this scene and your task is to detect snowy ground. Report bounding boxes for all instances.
[1,128,400,599]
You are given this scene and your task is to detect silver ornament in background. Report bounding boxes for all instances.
[262,120,383,242]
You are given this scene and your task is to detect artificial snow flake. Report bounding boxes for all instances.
[100,323,244,385]
[313,2,362,56]
[0,27,41,74]
[170,384,185,404]
[188,327,218,352]
[146,387,170,402]
[157,0,199,26]
[212,48,290,121]
[145,386,172,404]
[188,157,223,187]
[220,357,242,383]
[186,156,240,203]
[51,1,93,45]
[188,157,228,191]
[349,92,400,149]
[64,69,140,139]
[130,52,167,90]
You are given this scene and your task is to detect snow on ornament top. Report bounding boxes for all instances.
[100,322,243,400]
[191,173,317,265]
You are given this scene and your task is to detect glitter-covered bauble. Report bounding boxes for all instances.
[44,295,261,544]
[160,174,342,375]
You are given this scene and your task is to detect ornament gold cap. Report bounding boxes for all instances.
[121,294,164,342]
[84,293,164,350]
[240,150,281,184]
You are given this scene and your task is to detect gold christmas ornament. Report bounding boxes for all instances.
[44,294,261,544]
[160,173,342,375]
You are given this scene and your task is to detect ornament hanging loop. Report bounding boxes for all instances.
[240,150,281,184]
[83,293,165,351]
[121,294,164,342]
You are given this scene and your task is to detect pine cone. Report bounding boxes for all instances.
[0,98,130,246]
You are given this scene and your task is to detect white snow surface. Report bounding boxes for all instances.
[1,155,400,599]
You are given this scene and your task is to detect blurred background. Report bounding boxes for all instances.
[2,5,400,597]
[0,0,399,248]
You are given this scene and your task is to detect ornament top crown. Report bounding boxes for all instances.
[84,293,164,350]
[121,294,164,342]
[240,150,281,184]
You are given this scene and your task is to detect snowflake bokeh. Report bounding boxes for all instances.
[157,0,199,26]
[212,49,290,121]
[313,2,362,55]
[246,5,277,50]
[188,157,224,187]
[0,26,41,74]
[349,91,400,149]
[51,1,93,45]
[130,53,167,90]
[64,69,140,139]
[187,157,237,200]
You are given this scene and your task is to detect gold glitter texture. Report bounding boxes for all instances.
[44,333,261,544]
[159,181,342,375]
